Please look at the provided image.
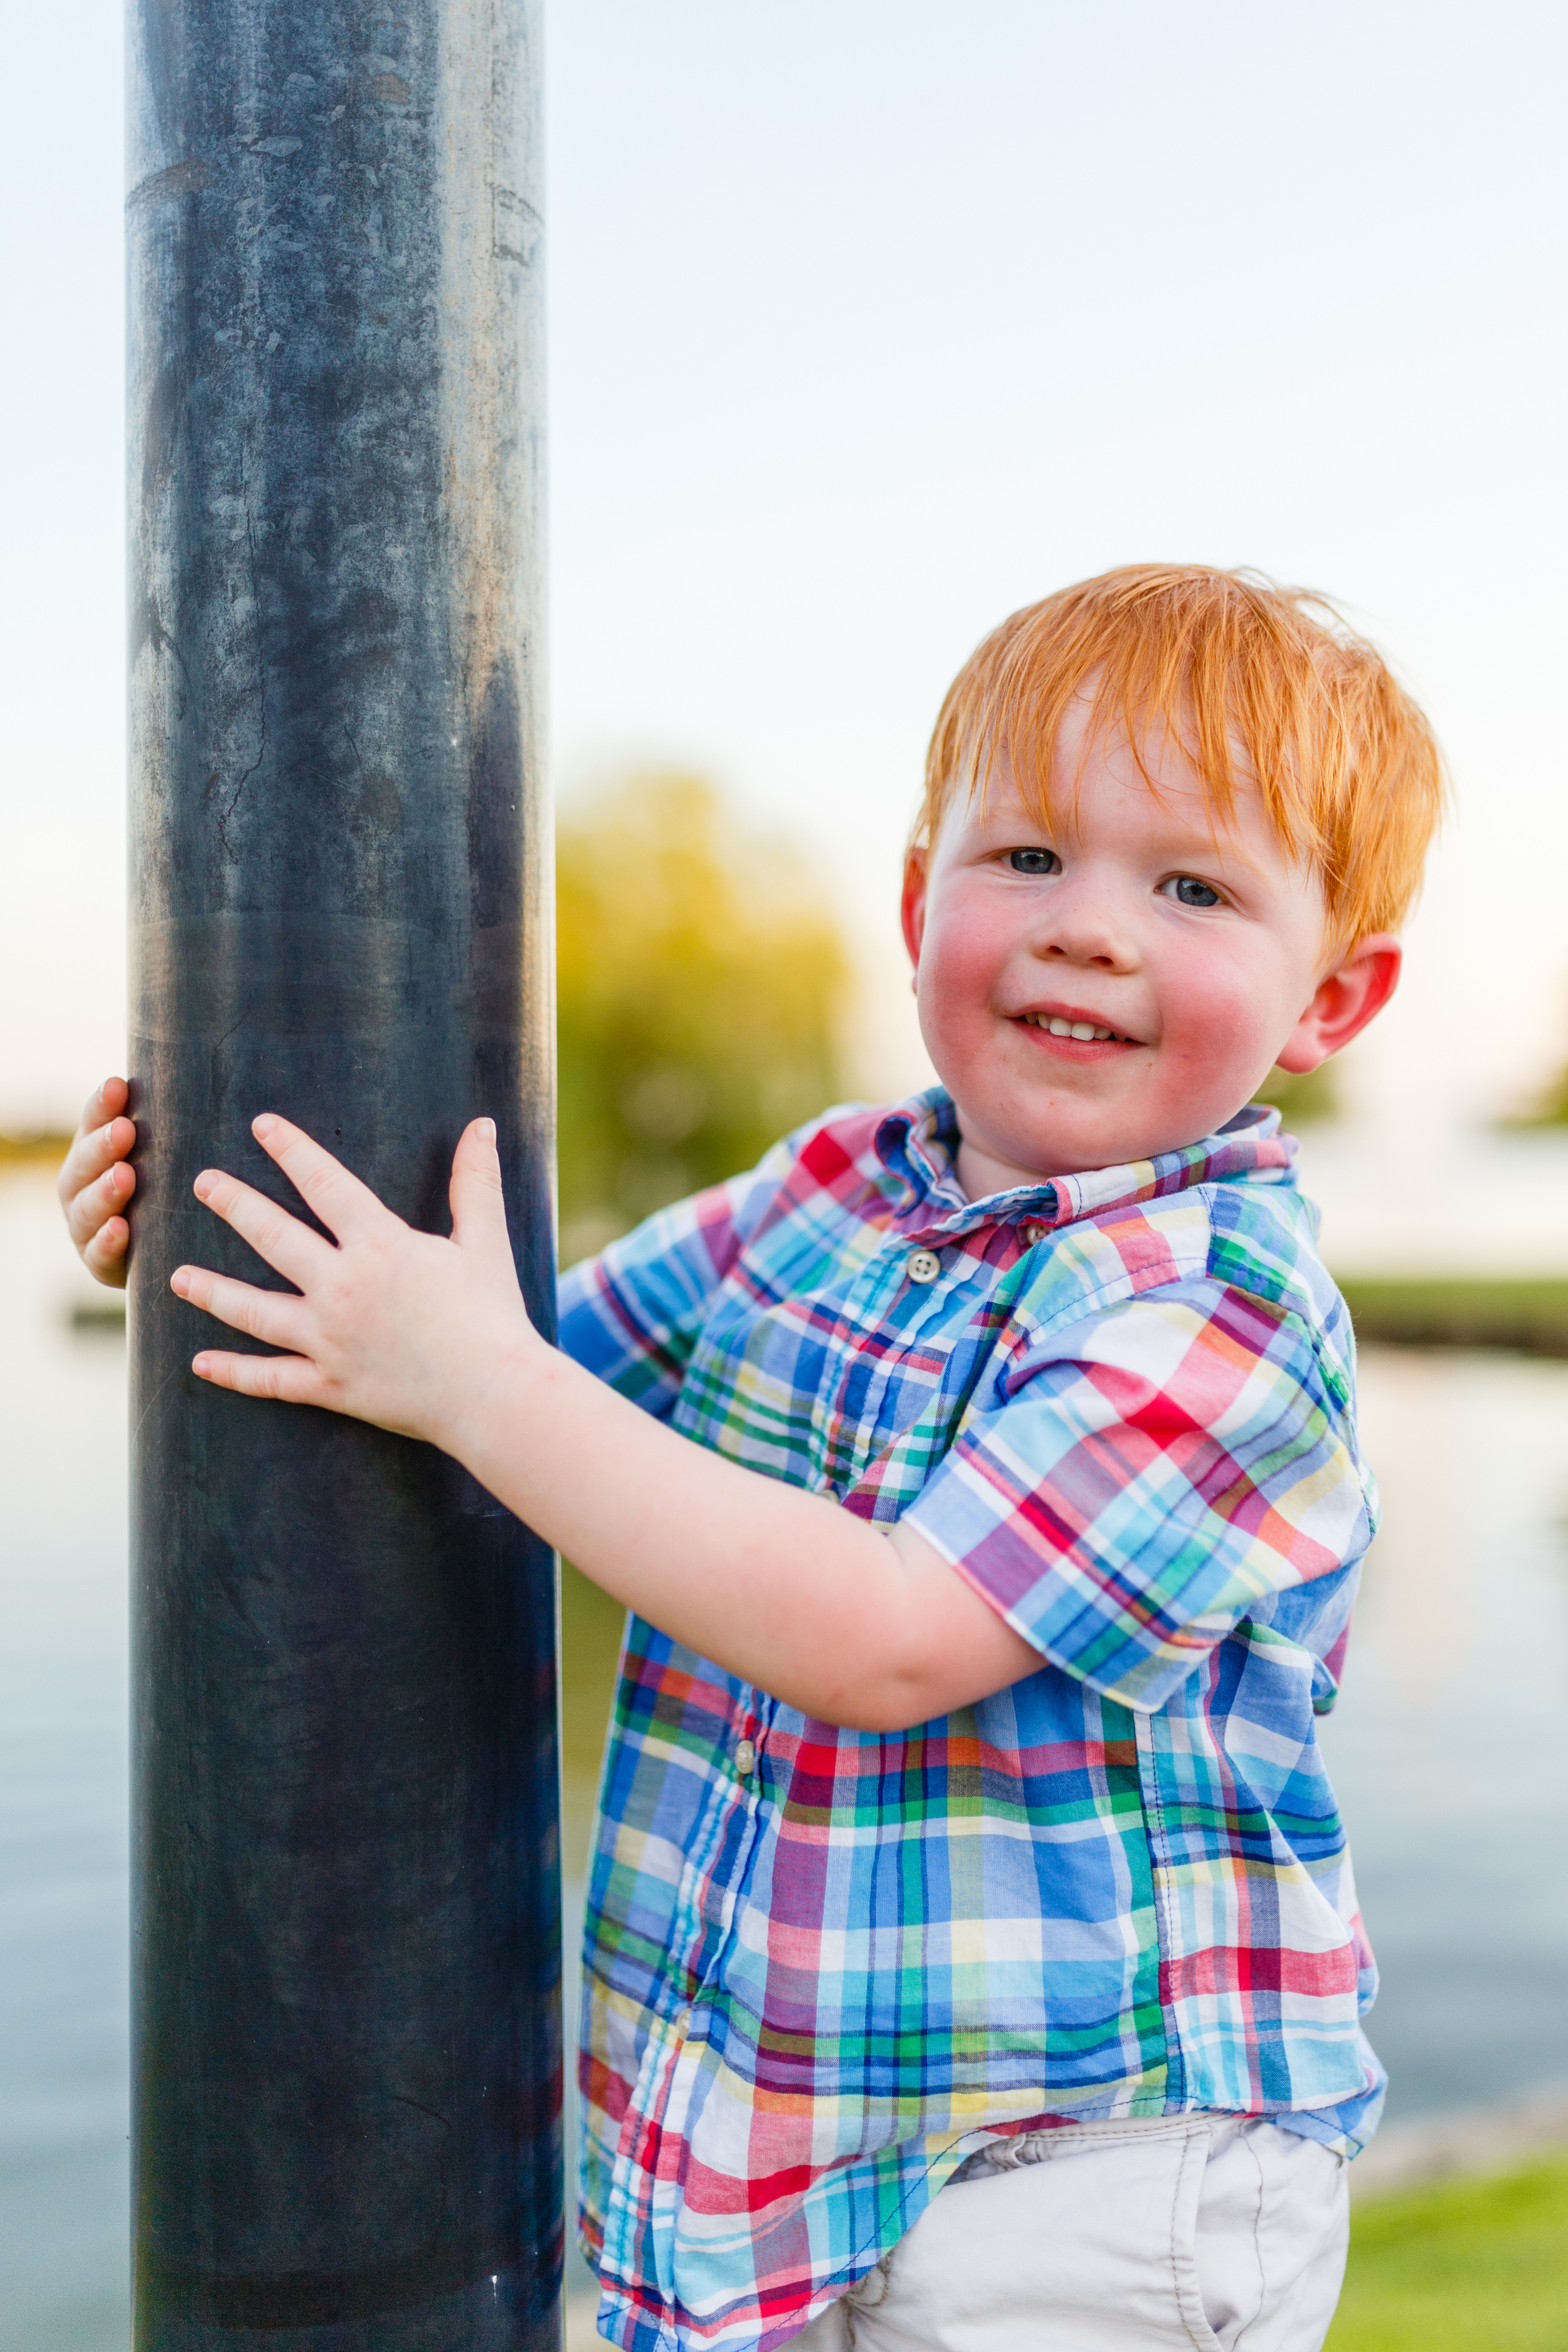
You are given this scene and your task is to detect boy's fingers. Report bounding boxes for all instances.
[190,1348,322,1406]
[448,1119,514,1260]
[190,1165,334,1286]
[250,1115,392,1244]
[82,1216,130,1290]
[64,1152,136,1250]
[171,1263,312,1354]
[82,1076,129,1131]
[62,1080,132,1185]
[60,1115,136,1216]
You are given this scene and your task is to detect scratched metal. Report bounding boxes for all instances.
[125,0,559,2342]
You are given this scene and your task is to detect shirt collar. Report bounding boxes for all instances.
[872,1086,1298,1237]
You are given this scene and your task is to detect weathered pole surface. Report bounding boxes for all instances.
[125,1,559,2344]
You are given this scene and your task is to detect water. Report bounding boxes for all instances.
[1,1175,129,2352]
[4,1167,1567,2347]
[1319,1348,1568,2112]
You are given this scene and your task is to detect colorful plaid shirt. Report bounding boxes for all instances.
[558,1091,1385,2352]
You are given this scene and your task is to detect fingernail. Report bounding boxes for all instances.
[193,1171,214,1200]
[253,1113,278,1139]
[480,1117,497,1144]
[171,1269,189,1295]
[192,1354,212,1377]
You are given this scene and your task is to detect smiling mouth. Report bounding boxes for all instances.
[1015,1011,1140,1046]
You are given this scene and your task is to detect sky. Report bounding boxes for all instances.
[3,0,1566,1133]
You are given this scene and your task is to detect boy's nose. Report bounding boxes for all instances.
[1030,896,1137,971]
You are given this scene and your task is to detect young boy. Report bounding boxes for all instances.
[63,566,1444,2352]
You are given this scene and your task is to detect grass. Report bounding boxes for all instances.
[561,1560,625,1777]
[1328,2153,1568,2351]
[1338,1277,1568,1358]
[559,1560,628,1876]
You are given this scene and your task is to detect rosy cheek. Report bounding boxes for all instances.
[918,899,1012,1024]
[1157,958,1276,1076]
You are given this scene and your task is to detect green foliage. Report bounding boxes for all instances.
[554,778,850,1816]
[1328,2153,1568,2351]
[1510,1063,1568,1126]
[556,774,849,1264]
[1250,1062,1339,1125]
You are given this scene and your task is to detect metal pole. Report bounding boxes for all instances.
[125,1,559,2343]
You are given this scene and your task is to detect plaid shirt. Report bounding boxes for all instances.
[559,1091,1384,2352]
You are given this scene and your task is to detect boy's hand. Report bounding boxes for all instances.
[172,1114,540,1453]
[174,1115,1040,1732]
[59,1077,138,1288]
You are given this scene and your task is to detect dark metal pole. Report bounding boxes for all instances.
[125,2,559,2344]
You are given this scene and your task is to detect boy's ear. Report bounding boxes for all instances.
[1274,934,1402,1074]
[901,849,929,972]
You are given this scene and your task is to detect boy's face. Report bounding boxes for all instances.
[903,694,1399,1188]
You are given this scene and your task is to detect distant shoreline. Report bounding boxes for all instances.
[7,1140,1568,1358]
[1338,1276,1568,1359]
[1353,2080,1568,2196]
[0,1133,70,1167]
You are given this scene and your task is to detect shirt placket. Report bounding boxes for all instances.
[803,1222,975,1493]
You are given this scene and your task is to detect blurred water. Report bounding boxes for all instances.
[1319,1348,1568,2113]
[1,1175,129,2352]
[4,1168,1567,2348]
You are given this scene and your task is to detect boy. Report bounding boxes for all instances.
[63,566,1444,2351]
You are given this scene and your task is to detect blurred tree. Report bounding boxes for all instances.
[1251,1061,1340,1126]
[555,773,850,1265]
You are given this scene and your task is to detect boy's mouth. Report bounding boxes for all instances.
[1013,1005,1142,1051]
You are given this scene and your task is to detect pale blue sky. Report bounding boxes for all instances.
[3,0,1565,1128]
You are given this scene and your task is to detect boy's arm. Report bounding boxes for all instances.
[438,1327,1039,1730]
[173,1113,1039,1732]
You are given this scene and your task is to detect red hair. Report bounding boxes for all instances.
[918,566,1446,943]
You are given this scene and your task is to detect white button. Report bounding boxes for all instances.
[675,2005,693,2036]
[906,1248,941,1285]
[1022,1222,1047,1247]
[734,1738,756,1776]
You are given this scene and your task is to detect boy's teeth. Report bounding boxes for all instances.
[1033,1014,1120,1041]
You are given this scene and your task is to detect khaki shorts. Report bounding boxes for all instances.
[788,2115,1348,2351]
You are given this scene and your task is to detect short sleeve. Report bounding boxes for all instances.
[902,1278,1374,1713]
[555,1131,807,1417]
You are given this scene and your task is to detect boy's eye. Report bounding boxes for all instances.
[1008,847,1062,876]
[1159,874,1224,908]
